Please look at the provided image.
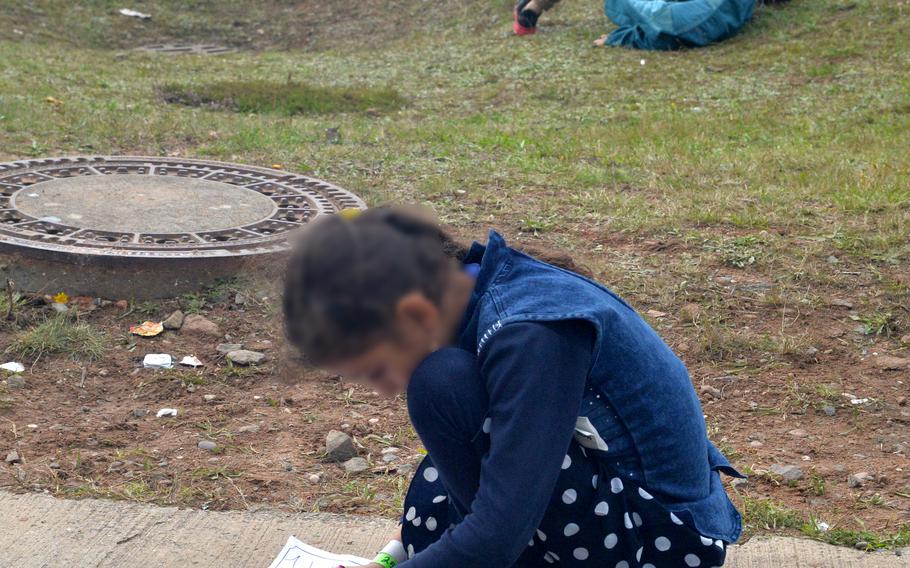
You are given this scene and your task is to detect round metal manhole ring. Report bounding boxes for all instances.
[135,43,236,55]
[0,156,366,260]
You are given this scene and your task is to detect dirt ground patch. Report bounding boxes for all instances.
[1,233,908,548]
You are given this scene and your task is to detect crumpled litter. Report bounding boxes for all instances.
[143,354,173,369]
[180,356,203,368]
[1,362,25,373]
[130,321,164,337]
[118,8,151,19]
[156,408,178,418]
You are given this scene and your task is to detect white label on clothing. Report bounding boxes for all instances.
[574,416,609,451]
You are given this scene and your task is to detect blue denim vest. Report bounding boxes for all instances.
[457,231,743,542]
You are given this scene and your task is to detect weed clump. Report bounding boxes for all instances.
[8,315,107,361]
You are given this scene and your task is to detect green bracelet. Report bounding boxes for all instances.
[373,552,398,568]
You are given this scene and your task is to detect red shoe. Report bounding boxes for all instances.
[513,1,538,35]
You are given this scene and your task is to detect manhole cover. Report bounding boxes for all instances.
[0,156,365,298]
[136,43,236,55]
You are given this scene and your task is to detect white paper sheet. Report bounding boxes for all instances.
[267,536,369,568]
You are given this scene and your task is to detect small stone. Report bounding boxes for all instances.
[181,315,221,338]
[380,447,399,455]
[198,440,217,452]
[131,409,146,419]
[848,472,873,488]
[788,429,809,438]
[343,457,369,474]
[6,375,26,389]
[325,430,357,462]
[368,418,380,424]
[217,343,243,354]
[898,396,907,407]
[162,310,185,330]
[203,394,217,403]
[5,450,21,464]
[830,298,854,309]
[804,347,819,357]
[771,464,804,482]
[700,385,722,399]
[396,463,414,476]
[822,405,836,417]
[307,473,321,483]
[236,424,260,434]
[282,461,294,472]
[749,440,764,448]
[679,303,701,324]
[731,478,748,489]
[874,356,909,371]
[382,453,399,463]
[854,541,869,551]
[226,350,265,366]
[234,293,247,306]
[900,334,910,345]
[48,461,60,470]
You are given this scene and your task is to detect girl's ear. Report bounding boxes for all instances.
[395,292,440,336]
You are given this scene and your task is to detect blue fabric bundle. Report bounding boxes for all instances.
[603,0,756,50]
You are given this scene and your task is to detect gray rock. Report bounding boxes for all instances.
[181,315,221,338]
[854,541,869,550]
[788,429,809,438]
[771,464,804,482]
[397,463,415,476]
[700,385,722,399]
[203,394,217,402]
[848,471,873,488]
[5,450,21,464]
[198,440,218,452]
[822,405,836,417]
[325,430,357,462]
[307,473,321,483]
[830,298,854,309]
[343,457,369,475]
[382,453,399,463]
[234,293,247,306]
[226,350,265,366]
[131,409,147,419]
[48,461,60,470]
[731,478,748,489]
[162,310,185,330]
[6,375,26,389]
[236,424,261,434]
[217,343,243,354]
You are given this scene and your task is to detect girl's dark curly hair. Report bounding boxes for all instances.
[283,206,586,365]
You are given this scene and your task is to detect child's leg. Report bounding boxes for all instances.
[406,347,489,516]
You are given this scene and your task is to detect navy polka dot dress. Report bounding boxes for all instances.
[401,430,728,567]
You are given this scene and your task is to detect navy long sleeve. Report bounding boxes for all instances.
[403,321,594,568]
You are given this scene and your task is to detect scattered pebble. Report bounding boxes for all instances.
[162,310,185,330]
[847,471,873,488]
[236,424,261,434]
[368,418,380,424]
[343,457,369,475]
[203,394,217,403]
[307,473,321,483]
[131,409,146,418]
[678,303,701,324]
[822,405,836,417]
[5,450,21,464]
[181,315,221,338]
[898,396,907,407]
[382,453,399,463]
[771,464,804,482]
[900,334,910,346]
[874,356,909,371]
[788,429,809,438]
[226,350,265,366]
[6,375,26,389]
[700,385,722,399]
[217,343,243,355]
[325,430,357,462]
[198,440,217,452]
[156,408,178,418]
[749,440,764,448]
[731,478,748,489]
[830,298,854,309]
[48,461,60,470]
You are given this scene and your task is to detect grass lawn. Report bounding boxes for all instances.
[1,0,909,550]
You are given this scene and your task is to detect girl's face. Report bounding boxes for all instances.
[327,292,446,397]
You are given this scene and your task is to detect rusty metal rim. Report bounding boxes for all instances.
[0,155,366,259]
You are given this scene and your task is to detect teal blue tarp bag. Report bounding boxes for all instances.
[604,0,756,50]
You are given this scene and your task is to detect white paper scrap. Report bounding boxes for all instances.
[1,362,25,373]
[143,354,173,369]
[180,355,203,367]
[267,536,368,568]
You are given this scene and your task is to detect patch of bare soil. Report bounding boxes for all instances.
[1,233,908,547]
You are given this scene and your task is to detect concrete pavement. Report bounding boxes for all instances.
[0,491,906,567]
